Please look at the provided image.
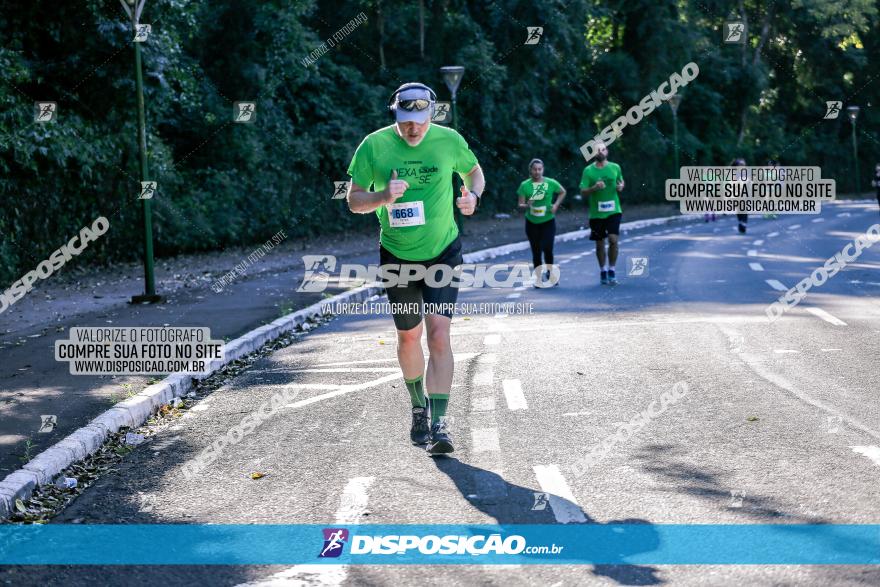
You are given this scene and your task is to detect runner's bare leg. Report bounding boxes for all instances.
[424,314,453,395]
[397,321,425,380]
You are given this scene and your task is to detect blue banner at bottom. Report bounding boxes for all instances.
[1,524,879,565]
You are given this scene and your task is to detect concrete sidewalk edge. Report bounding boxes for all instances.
[0,212,695,520]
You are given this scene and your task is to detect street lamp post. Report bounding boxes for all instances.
[847,105,861,195]
[440,66,466,228]
[668,94,682,175]
[440,66,465,130]
[121,0,161,303]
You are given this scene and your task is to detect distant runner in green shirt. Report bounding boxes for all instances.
[516,159,566,286]
[346,82,485,456]
[579,141,625,285]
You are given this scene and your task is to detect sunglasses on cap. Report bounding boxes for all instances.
[397,98,432,111]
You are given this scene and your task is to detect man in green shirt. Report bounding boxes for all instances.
[347,82,485,456]
[579,141,625,285]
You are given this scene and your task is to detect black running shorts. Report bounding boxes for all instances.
[589,213,623,241]
[379,237,463,331]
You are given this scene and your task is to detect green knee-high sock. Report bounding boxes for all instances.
[405,376,426,408]
[429,394,449,425]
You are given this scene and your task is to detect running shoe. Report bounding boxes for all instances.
[600,270,609,285]
[608,270,617,285]
[410,406,430,445]
[738,223,747,234]
[426,418,454,455]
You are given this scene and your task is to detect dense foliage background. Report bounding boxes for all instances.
[1,0,878,282]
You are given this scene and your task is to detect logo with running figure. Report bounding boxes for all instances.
[723,22,746,44]
[318,528,349,558]
[34,102,57,122]
[297,255,337,292]
[824,101,842,120]
[525,27,543,45]
[628,256,649,277]
[530,182,548,201]
[234,102,256,123]
[432,102,451,123]
[531,492,550,510]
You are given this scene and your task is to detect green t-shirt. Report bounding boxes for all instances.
[516,177,563,224]
[579,162,624,219]
[347,124,479,261]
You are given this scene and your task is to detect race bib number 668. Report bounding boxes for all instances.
[387,201,426,227]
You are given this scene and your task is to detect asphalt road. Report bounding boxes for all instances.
[4,201,880,586]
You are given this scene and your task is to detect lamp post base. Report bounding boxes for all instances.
[130,294,163,304]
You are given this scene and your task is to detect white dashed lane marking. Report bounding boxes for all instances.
[752,239,765,246]
[749,263,764,271]
[812,218,824,223]
[502,379,528,410]
[767,232,780,237]
[747,250,758,257]
[806,307,847,326]
[472,428,501,452]
[766,279,787,291]
[533,465,588,524]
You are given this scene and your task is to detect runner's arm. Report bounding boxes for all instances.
[552,186,567,214]
[518,195,527,209]
[347,181,389,213]
[461,164,485,198]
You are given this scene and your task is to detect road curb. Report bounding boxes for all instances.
[0,283,384,521]
[0,212,694,521]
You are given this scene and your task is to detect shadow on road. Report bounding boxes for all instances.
[432,457,663,585]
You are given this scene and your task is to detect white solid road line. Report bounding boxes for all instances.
[284,373,400,410]
[749,263,764,271]
[765,279,788,291]
[484,334,501,345]
[237,477,375,586]
[851,446,880,467]
[502,379,528,410]
[805,307,847,326]
[533,465,587,524]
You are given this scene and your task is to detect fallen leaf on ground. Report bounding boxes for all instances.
[746,416,759,422]
[250,472,266,480]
